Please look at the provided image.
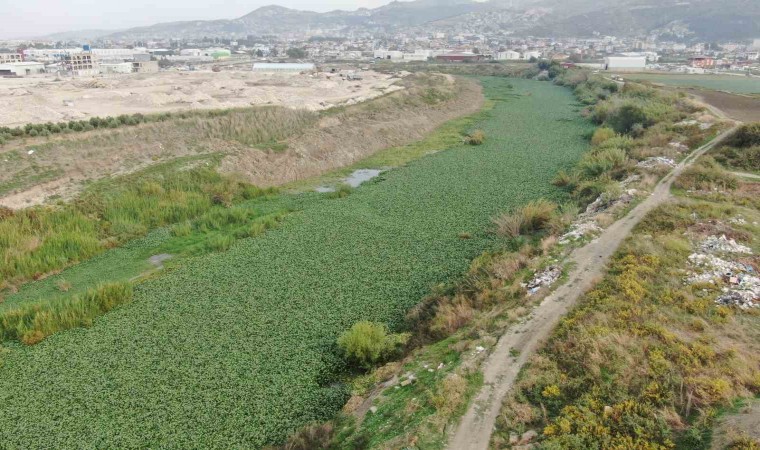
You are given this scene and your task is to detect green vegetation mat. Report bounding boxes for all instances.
[621,73,760,95]
[0,77,593,448]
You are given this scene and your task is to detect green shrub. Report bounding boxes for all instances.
[590,127,616,146]
[337,321,410,369]
[723,123,760,148]
[578,147,630,179]
[713,145,760,172]
[675,157,738,191]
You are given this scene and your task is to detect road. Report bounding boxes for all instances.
[447,124,740,450]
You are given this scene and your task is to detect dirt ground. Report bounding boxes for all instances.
[710,399,760,449]
[0,74,483,209]
[685,89,760,123]
[219,75,484,187]
[0,69,401,128]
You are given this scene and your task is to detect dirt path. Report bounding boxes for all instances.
[447,125,740,450]
[732,171,760,180]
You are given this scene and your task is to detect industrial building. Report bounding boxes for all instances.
[435,52,484,63]
[132,60,160,73]
[496,51,521,60]
[0,62,46,76]
[100,62,134,74]
[603,56,647,71]
[252,63,316,73]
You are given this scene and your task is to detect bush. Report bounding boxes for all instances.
[578,147,630,179]
[723,123,760,148]
[465,129,486,145]
[493,199,558,238]
[675,157,738,191]
[337,321,410,369]
[590,127,616,146]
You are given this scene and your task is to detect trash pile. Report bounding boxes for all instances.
[523,265,562,296]
[637,157,676,169]
[669,141,689,152]
[686,235,759,309]
[559,221,601,244]
[700,235,752,254]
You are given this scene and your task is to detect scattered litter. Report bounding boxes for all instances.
[27,150,35,155]
[523,265,562,295]
[560,221,601,244]
[686,253,759,310]
[637,157,676,169]
[369,406,378,414]
[699,235,752,255]
[669,141,689,152]
[437,362,444,370]
[475,346,485,353]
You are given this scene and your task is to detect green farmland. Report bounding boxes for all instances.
[620,73,760,95]
[0,77,593,448]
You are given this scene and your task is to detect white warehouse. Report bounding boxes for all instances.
[604,56,647,71]
[252,63,316,73]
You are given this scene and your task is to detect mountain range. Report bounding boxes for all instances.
[54,0,760,42]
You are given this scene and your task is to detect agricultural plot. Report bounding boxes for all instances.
[620,73,760,95]
[0,77,593,448]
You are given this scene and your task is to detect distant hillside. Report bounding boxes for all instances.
[101,0,759,41]
[42,29,122,41]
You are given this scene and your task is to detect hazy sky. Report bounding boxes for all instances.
[2,0,398,38]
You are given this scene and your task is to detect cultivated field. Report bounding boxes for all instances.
[619,72,760,95]
[0,77,593,448]
[0,69,401,128]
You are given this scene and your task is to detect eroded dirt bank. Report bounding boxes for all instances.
[219,74,484,187]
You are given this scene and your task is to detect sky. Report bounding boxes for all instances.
[1,0,399,38]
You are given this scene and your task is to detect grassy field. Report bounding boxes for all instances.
[0,77,593,448]
[620,73,760,95]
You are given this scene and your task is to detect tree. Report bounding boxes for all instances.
[255,49,264,58]
[286,47,307,59]
[337,321,409,369]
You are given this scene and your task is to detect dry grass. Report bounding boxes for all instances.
[493,200,558,238]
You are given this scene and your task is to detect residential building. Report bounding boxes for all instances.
[0,53,22,63]
[689,56,715,68]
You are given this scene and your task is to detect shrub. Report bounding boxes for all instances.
[723,123,760,148]
[465,129,486,145]
[337,321,410,369]
[578,147,630,179]
[674,157,738,191]
[283,422,335,450]
[493,199,558,238]
[590,127,616,146]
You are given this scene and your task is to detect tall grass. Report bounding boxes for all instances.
[0,282,133,345]
[493,200,560,238]
[1,168,275,292]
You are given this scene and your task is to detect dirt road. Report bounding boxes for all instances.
[447,125,740,450]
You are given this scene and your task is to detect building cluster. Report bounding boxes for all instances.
[0,46,164,77]
[0,33,758,77]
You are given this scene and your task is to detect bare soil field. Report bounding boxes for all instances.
[687,88,760,123]
[0,69,401,128]
[0,74,483,209]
